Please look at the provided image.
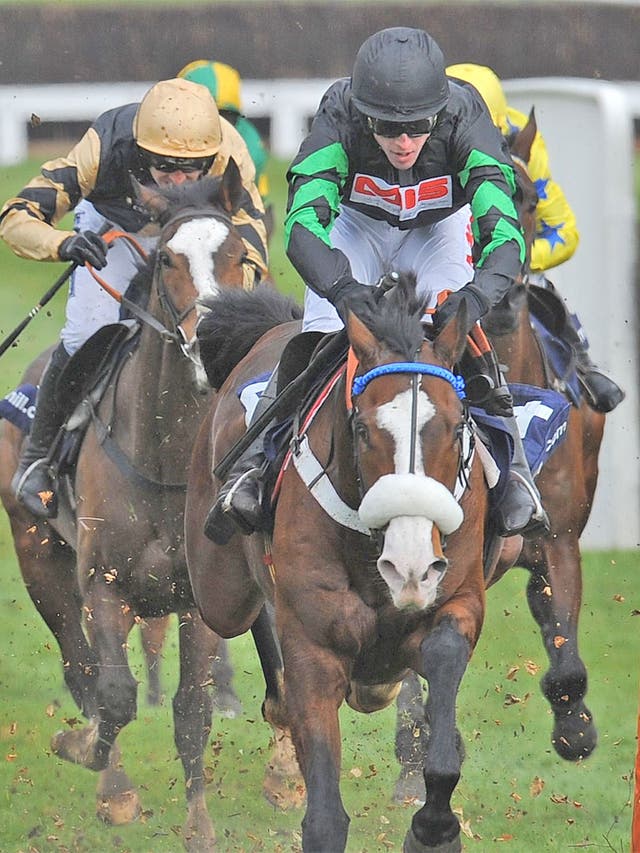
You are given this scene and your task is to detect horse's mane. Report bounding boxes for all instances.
[198,286,303,390]
[153,176,228,225]
[360,273,426,359]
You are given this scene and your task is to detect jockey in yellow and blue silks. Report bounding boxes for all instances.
[447,63,623,414]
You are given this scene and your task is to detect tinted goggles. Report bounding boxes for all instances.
[366,114,440,138]
[145,153,213,174]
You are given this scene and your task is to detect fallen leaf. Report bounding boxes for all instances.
[553,636,567,648]
[530,776,545,797]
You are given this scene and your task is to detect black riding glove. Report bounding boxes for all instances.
[328,276,377,325]
[58,231,108,270]
[433,284,491,334]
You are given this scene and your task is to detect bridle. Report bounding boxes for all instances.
[349,358,472,549]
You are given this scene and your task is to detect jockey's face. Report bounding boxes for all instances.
[150,166,204,187]
[373,132,430,170]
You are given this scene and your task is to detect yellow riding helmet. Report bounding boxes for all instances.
[446,63,508,127]
[177,60,242,114]
[134,78,222,158]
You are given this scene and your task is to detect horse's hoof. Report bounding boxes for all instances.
[403,827,462,853]
[51,726,109,772]
[183,798,216,852]
[213,689,243,719]
[551,709,598,761]
[393,770,425,806]
[96,789,141,825]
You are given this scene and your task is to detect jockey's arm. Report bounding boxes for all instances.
[0,128,100,261]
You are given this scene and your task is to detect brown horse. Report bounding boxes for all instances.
[0,160,279,849]
[485,113,604,757]
[393,114,604,803]
[186,275,522,851]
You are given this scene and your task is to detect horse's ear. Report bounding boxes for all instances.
[130,175,170,220]
[433,303,469,368]
[347,311,380,368]
[218,157,245,214]
[511,108,537,163]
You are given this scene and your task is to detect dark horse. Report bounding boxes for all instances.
[0,160,293,849]
[186,276,522,851]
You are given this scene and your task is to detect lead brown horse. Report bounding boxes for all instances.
[0,160,280,849]
[186,275,524,851]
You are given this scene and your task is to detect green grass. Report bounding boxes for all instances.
[0,156,638,851]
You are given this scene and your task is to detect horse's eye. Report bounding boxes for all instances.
[159,251,172,268]
[354,420,370,446]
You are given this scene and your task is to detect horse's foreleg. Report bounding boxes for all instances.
[406,617,470,853]
[251,603,305,810]
[53,589,137,772]
[282,634,349,851]
[139,614,170,706]
[524,538,596,760]
[10,517,100,717]
[210,638,243,718]
[394,672,428,804]
[173,608,218,853]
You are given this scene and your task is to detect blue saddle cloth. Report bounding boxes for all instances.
[529,315,581,406]
[0,383,37,434]
[471,382,570,510]
[511,383,571,476]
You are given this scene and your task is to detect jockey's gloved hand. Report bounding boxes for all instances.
[433,284,491,335]
[58,231,108,270]
[329,276,378,325]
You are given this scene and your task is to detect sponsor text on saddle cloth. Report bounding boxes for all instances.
[234,373,571,497]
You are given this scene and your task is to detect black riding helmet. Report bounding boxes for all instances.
[351,27,450,122]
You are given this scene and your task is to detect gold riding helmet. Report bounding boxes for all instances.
[134,78,222,170]
[446,63,508,128]
[177,60,242,114]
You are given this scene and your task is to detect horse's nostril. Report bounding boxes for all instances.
[423,558,448,581]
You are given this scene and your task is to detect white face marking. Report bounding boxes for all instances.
[166,218,229,298]
[375,387,435,473]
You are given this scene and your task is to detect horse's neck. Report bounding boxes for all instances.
[492,305,547,388]
[109,321,210,482]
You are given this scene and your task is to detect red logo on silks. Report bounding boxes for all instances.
[350,173,453,221]
[466,216,474,267]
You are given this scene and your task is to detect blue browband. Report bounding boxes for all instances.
[351,362,466,399]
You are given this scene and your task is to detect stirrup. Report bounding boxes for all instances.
[495,471,550,540]
[204,467,263,545]
[12,458,58,518]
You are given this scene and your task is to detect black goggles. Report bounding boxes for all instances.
[144,153,213,174]
[366,114,440,138]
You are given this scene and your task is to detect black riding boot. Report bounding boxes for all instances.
[204,369,279,545]
[533,278,624,413]
[568,327,625,414]
[495,415,550,539]
[11,342,70,518]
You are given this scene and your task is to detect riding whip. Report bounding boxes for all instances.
[0,261,78,358]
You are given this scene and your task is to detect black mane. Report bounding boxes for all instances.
[360,273,426,359]
[197,286,302,390]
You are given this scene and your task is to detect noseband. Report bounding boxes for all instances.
[350,361,469,549]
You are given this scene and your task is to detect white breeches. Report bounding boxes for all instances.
[302,204,474,333]
[60,200,157,355]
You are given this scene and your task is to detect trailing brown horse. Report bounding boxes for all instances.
[186,275,523,851]
[393,114,605,803]
[0,161,286,849]
[486,113,604,757]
